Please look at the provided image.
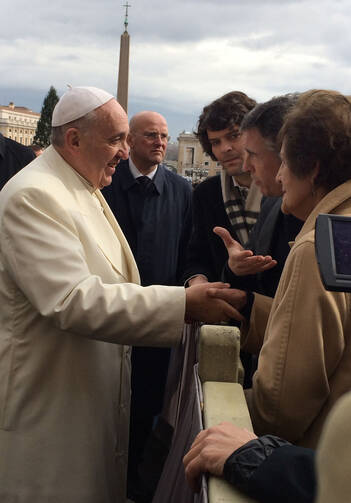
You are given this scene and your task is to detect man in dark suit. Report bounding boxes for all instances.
[0,133,35,190]
[218,94,303,299]
[183,91,262,286]
[182,92,263,390]
[102,111,192,502]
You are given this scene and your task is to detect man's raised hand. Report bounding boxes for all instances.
[213,226,277,276]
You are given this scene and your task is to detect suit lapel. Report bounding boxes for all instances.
[103,162,139,255]
[257,198,282,256]
[45,147,140,284]
[95,190,140,284]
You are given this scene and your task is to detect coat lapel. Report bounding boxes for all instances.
[298,179,351,241]
[95,190,140,284]
[45,147,140,284]
[257,198,282,256]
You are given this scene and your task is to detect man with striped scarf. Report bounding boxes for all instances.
[183,91,262,287]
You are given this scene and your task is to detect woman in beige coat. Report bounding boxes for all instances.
[240,90,351,448]
[213,90,351,448]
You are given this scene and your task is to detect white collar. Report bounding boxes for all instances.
[128,157,158,180]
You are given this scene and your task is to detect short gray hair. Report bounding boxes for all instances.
[51,109,98,147]
[240,94,299,152]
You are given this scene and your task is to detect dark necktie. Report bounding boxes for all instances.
[137,176,152,193]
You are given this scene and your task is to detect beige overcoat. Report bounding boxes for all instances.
[242,180,351,448]
[0,146,185,502]
[317,390,351,502]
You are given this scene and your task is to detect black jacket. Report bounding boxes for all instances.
[0,134,35,190]
[224,436,315,503]
[102,159,192,286]
[183,175,239,283]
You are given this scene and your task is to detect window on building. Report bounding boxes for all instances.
[185,147,195,165]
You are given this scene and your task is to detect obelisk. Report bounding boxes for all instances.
[117,3,131,113]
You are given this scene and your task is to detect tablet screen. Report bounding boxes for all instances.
[332,220,351,276]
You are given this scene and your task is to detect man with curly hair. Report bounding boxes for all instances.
[183,91,262,286]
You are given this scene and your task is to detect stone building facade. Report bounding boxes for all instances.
[0,102,40,146]
[177,131,221,182]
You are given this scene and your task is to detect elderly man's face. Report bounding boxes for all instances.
[207,126,244,177]
[241,128,282,197]
[80,100,129,189]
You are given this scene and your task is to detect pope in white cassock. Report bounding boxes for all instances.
[0,87,240,502]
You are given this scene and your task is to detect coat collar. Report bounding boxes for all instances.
[45,147,140,284]
[295,180,351,244]
[117,159,166,194]
[257,197,282,255]
[95,190,140,284]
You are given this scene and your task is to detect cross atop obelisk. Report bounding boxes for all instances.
[117,3,131,112]
[123,2,131,32]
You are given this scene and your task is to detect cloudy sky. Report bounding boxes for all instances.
[2,0,351,140]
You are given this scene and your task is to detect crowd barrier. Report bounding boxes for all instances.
[200,325,257,503]
[153,323,258,503]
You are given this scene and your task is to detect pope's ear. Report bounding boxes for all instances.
[65,127,81,151]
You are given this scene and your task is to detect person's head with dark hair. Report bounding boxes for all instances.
[240,94,298,197]
[196,91,256,179]
[30,144,44,157]
[241,94,299,151]
[277,89,351,220]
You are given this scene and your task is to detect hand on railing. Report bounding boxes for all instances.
[183,422,257,492]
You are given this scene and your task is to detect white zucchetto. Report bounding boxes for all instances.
[52,86,114,127]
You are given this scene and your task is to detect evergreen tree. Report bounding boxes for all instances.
[33,86,59,147]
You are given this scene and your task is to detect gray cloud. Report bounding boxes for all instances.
[2,0,351,139]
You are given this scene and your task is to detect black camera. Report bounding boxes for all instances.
[315,214,351,292]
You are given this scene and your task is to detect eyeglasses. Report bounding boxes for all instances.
[140,132,170,142]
